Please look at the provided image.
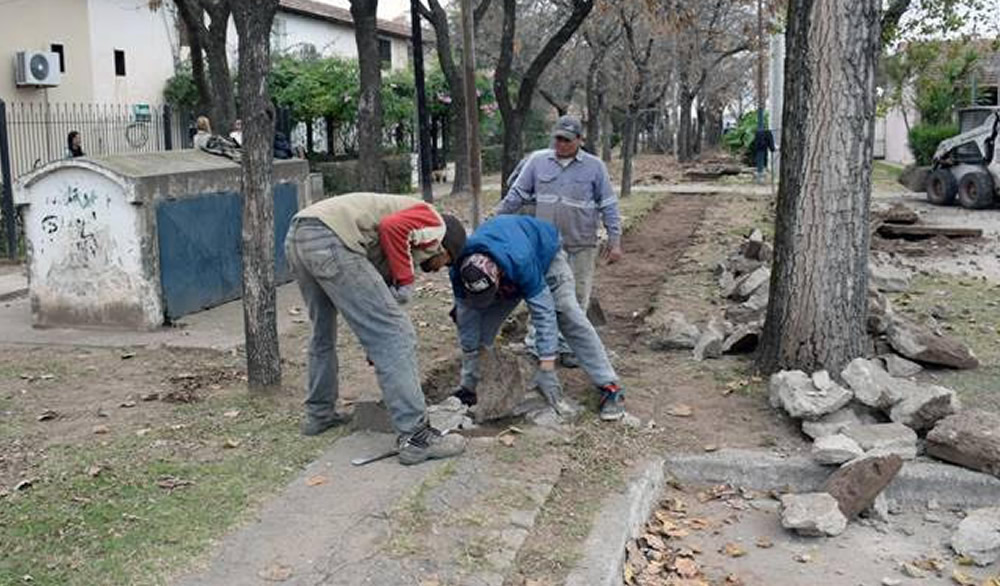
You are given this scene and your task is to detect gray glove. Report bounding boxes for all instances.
[460,349,481,393]
[391,283,414,305]
[532,368,564,411]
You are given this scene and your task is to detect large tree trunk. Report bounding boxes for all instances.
[677,91,695,162]
[494,0,593,194]
[756,0,880,375]
[175,0,211,120]
[703,101,724,149]
[420,0,470,195]
[601,108,613,163]
[204,1,236,134]
[232,0,281,391]
[351,0,384,191]
[585,58,604,156]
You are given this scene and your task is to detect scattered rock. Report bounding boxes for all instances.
[812,434,865,465]
[667,404,694,418]
[868,289,895,335]
[899,562,926,578]
[693,318,725,361]
[888,383,958,431]
[769,370,853,420]
[843,423,918,460]
[801,405,875,440]
[927,410,1000,477]
[649,311,701,351]
[951,507,1000,566]
[470,346,527,422]
[869,263,911,293]
[734,267,770,301]
[886,316,979,370]
[740,228,767,260]
[779,493,848,537]
[881,578,902,586]
[880,354,923,378]
[427,397,476,432]
[840,358,901,409]
[823,453,904,519]
[721,323,761,354]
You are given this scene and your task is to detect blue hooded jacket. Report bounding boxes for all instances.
[450,215,562,358]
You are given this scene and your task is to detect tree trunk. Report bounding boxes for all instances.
[175,0,211,118]
[694,106,704,155]
[326,116,335,153]
[756,0,880,375]
[601,108,613,163]
[232,0,281,391]
[421,0,470,194]
[499,113,524,194]
[351,0,384,191]
[306,119,314,154]
[703,103,723,149]
[204,1,236,134]
[677,92,695,162]
[620,110,637,197]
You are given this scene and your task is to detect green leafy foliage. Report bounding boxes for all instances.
[163,64,200,109]
[723,111,767,165]
[908,123,959,165]
[270,55,359,126]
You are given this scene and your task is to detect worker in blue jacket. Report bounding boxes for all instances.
[449,215,625,420]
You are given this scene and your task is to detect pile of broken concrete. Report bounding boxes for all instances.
[770,359,1000,567]
[647,227,980,373]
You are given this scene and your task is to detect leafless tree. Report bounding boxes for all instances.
[175,0,236,133]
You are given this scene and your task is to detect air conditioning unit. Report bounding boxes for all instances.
[14,51,61,87]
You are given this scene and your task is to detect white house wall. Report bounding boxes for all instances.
[87,0,178,105]
[881,105,917,166]
[0,0,96,103]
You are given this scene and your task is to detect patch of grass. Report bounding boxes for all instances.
[619,191,669,233]
[0,394,341,586]
[873,160,904,186]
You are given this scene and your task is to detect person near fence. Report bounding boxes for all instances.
[229,119,243,147]
[285,193,469,465]
[66,131,84,158]
[449,214,626,421]
[193,116,212,150]
[495,115,623,368]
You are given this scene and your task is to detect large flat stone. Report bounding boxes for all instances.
[840,358,901,409]
[823,454,904,519]
[843,423,918,460]
[927,410,1000,477]
[880,354,922,378]
[769,370,853,420]
[721,322,761,354]
[470,346,528,423]
[779,493,848,537]
[812,434,865,466]
[887,316,980,370]
[888,384,958,431]
[648,311,701,351]
[801,405,877,440]
[951,507,1000,566]
[692,318,725,361]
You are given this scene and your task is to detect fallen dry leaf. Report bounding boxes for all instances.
[755,536,774,549]
[120,352,136,360]
[498,435,516,447]
[258,563,294,582]
[136,428,152,437]
[794,553,812,564]
[86,465,102,478]
[642,533,667,551]
[666,404,694,417]
[674,557,700,578]
[223,438,241,449]
[141,392,159,402]
[223,410,241,418]
[93,425,110,435]
[686,517,711,531]
[120,400,137,408]
[37,410,58,422]
[951,569,976,585]
[703,444,719,452]
[664,527,690,539]
[662,497,687,512]
[288,307,302,316]
[721,543,746,558]
[956,556,976,566]
[14,479,34,491]
[305,475,327,487]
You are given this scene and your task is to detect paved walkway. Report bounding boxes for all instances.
[0,282,306,350]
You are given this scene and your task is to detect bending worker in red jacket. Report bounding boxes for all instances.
[285,193,467,465]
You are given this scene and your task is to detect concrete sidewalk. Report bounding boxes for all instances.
[0,265,27,301]
[0,282,306,350]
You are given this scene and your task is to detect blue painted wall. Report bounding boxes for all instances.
[157,183,298,321]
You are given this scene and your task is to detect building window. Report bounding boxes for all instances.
[114,49,126,77]
[378,38,392,69]
[50,44,65,73]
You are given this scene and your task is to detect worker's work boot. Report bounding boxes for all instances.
[301,412,352,436]
[397,423,467,465]
[598,384,626,421]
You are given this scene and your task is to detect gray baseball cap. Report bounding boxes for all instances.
[551,115,582,140]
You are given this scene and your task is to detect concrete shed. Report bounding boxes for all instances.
[13,151,309,329]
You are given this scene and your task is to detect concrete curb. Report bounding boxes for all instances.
[564,458,665,586]
[664,449,1000,508]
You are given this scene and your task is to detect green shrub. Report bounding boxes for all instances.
[723,111,767,165]
[316,154,412,196]
[908,123,959,166]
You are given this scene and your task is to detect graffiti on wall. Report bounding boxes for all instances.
[38,184,112,268]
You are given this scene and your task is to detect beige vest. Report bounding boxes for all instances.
[295,192,444,278]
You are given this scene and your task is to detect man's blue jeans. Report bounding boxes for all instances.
[285,218,426,434]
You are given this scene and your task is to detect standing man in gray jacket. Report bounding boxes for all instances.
[495,115,623,366]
